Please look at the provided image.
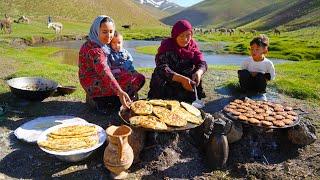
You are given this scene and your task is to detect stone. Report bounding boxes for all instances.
[288,119,317,145]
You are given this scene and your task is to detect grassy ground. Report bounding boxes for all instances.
[0,21,319,103]
[136,27,320,61]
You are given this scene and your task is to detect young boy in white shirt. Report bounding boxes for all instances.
[238,34,275,98]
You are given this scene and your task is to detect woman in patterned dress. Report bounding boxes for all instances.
[78,15,145,113]
[148,20,207,103]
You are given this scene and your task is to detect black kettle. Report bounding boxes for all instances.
[205,119,229,169]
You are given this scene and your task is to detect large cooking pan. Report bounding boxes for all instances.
[119,106,205,132]
[6,77,58,101]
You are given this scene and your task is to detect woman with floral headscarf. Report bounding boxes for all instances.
[148,19,207,102]
[79,15,145,113]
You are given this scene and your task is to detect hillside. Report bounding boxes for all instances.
[240,0,320,30]
[0,0,162,27]
[161,0,274,27]
[224,0,296,28]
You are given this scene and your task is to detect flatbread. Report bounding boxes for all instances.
[181,102,201,117]
[130,100,153,115]
[48,131,98,139]
[153,106,187,127]
[148,99,167,107]
[173,107,203,125]
[129,115,167,130]
[165,100,181,110]
[38,135,98,152]
[50,125,97,136]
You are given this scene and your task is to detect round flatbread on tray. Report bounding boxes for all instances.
[130,100,153,115]
[129,115,168,130]
[148,99,167,107]
[153,106,187,127]
[173,107,203,125]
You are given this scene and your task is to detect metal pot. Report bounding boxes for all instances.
[6,77,58,101]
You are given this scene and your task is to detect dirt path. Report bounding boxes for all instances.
[0,64,319,179]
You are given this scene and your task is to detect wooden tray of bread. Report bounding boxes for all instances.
[223,98,300,129]
[119,99,205,132]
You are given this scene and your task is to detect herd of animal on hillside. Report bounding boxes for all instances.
[0,14,281,36]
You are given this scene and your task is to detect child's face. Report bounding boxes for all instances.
[250,43,268,61]
[110,35,123,52]
[176,30,192,47]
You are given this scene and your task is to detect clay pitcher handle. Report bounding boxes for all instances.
[117,136,125,162]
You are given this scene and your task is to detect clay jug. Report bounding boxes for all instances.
[104,125,134,179]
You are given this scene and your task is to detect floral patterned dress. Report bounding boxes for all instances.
[78,40,145,99]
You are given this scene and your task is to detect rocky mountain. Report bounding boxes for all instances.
[134,0,184,14]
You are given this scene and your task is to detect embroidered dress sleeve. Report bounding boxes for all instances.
[155,52,176,81]
[89,48,121,94]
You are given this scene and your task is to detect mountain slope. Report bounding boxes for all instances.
[240,0,320,30]
[161,0,274,27]
[0,0,162,27]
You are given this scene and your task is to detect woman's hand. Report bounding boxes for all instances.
[192,70,204,86]
[117,90,132,109]
[173,73,195,91]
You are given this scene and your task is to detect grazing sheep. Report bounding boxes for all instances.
[239,29,246,34]
[0,14,13,34]
[218,28,227,35]
[274,28,281,35]
[250,29,257,36]
[48,22,63,34]
[227,28,235,36]
[14,16,30,24]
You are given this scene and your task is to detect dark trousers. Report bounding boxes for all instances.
[238,69,269,93]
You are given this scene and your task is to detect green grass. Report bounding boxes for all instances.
[273,60,320,100]
[135,27,320,62]
[136,45,158,55]
[1,21,320,103]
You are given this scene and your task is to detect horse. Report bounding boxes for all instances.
[274,28,281,36]
[48,22,63,34]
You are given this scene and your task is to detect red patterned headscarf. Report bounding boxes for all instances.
[157,19,204,63]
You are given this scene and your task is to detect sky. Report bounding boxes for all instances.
[168,0,204,7]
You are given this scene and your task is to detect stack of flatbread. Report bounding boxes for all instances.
[38,125,99,152]
[223,98,298,128]
[128,100,203,130]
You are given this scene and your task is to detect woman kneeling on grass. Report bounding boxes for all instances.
[148,19,207,103]
[78,15,145,113]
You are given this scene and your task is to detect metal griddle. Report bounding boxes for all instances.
[118,106,205,132]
